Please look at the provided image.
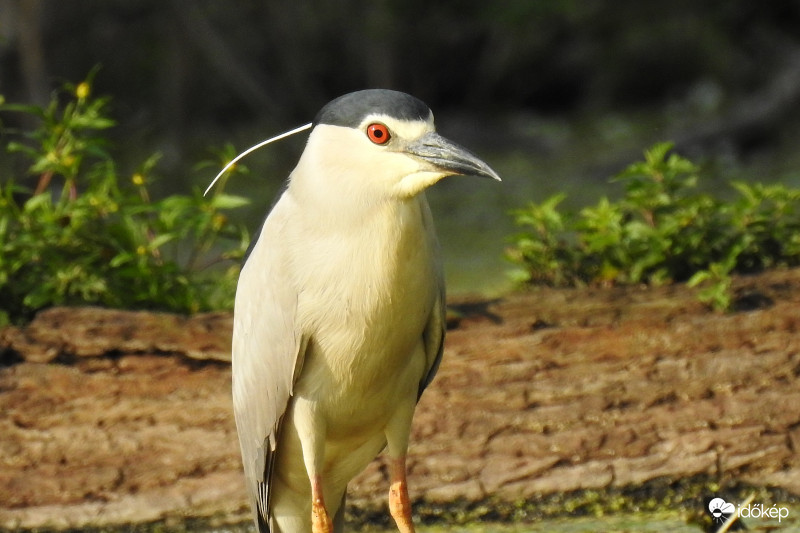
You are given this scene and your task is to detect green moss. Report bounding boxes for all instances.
[349,475,798,530]
[9,477,798,533]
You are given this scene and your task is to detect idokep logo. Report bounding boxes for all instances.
[739,501,790,522]
[707,496,791,526]
[708,497,736,525]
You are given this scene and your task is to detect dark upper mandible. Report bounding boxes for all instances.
[314,89,432,129]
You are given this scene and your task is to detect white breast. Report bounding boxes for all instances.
[288,194,438,413]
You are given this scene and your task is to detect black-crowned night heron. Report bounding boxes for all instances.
[232,89,500,533]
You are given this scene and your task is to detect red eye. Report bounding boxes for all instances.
[366,123,391,144]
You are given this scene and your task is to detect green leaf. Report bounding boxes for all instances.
[0,74,250,323]
[148,233,176,250]
[210,193,250,209]
[507,140,800,309]
[686,270,711,288]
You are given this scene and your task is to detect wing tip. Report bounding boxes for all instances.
[256,511,271,533]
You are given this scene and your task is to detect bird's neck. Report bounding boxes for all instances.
[289,180,425,231]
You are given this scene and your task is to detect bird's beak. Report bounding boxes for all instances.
[406,132,501,182]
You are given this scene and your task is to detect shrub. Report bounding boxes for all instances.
[0,75,249,324]
[507,142,800,310]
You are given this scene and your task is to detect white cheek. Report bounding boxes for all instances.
[393,169,449,198]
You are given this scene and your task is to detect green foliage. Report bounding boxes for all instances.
[507,142,800,311]
[0,76,250,324]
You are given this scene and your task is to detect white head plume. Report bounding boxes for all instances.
[203,122,313,196]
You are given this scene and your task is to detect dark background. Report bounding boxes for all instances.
[4,2,800,158]
[3,0,800,292]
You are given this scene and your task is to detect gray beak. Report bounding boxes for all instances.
[406,132,501,182]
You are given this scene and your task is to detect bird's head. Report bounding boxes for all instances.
[290,89,500,203]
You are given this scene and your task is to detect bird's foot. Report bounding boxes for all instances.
[389,480,415,533]
[311,496,333,533]
[310,474,334,533]
[388,456,416,533]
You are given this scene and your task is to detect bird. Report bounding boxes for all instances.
[231,89,500,533]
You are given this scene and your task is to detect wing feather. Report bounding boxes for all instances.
[417,197,446,399]
[232,194,305,532]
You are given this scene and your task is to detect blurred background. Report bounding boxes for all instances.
[2,0,800,295]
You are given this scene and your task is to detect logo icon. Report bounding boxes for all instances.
[708,497,736,525]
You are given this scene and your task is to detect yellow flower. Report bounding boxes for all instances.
[132,173,145,186]
[136,245,147,256]
[76,82,91,100]
[212,213,227,230]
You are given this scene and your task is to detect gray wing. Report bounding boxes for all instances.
[232,194,306,532]
[417,197,447,399]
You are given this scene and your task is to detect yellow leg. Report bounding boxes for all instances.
[311,475,333,533]
[388,455,416,533]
